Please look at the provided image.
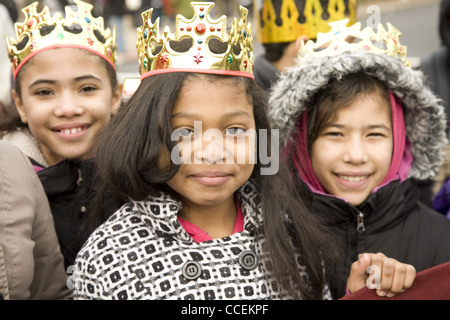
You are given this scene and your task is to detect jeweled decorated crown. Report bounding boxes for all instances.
[255,0,357,44]
[5,0,116,79]
[298,19,411,67]
[137,2,254,79]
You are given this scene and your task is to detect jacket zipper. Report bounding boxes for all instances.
[356,211,365,233]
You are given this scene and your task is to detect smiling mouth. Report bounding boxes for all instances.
[337,175,369,182]
[54,126,89,135]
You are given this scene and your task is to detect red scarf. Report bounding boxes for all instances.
[178,199,244,243]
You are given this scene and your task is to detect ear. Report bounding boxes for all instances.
[12,90,28,123]
[111,82,123,115]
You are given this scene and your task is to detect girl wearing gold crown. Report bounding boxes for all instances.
[254,0,357,91]
[268,19,450,299]
[0,1,122,269]
[72,2,416,300]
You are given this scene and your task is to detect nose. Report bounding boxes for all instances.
[194,129,228,164]
[343,136,369,164]
[53,91,84,118]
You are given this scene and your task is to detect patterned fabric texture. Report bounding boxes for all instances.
[72,181,327,300]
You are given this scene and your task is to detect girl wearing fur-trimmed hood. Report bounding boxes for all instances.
[268,20,450,299]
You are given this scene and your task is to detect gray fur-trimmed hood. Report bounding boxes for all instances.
[268,50,448,180]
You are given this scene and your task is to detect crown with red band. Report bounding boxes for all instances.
[5,0,117,80]
[137,2,254,80]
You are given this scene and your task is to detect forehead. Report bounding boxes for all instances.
[173,76,253,116]
[335,92,392,121]
[18,48,107,80]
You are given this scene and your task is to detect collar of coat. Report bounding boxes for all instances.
[129,180,264,244]
[2,127,48,167]
[299,177,419,234]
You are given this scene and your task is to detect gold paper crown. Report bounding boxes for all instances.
[137,2,254,79]
[256,0,357,44]
[298,19,411,67]
[6,0,116,79]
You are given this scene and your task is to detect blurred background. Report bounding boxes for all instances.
[4,0,443,77]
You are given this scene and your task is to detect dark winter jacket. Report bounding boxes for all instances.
[298,177,450,298]
[33,159,98,269]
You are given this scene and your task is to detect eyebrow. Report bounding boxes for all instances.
[28,75,102,89]
[172,110,252,120]
[327,124,391,131]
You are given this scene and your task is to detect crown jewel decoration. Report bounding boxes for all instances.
[256,0,357,44]
[137,2,254,79]
[6,0,116,78]
[298,19,411,67]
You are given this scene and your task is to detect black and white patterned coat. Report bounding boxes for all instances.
[72,181,327,300]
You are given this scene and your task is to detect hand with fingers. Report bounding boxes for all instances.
[347,252,417,297]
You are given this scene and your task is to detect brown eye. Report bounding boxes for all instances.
[80,86,97,93]
[35,88,53,96]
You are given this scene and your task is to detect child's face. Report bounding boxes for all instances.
[167,76,256,209]
[13,48,121,165]
[310,93,393,206]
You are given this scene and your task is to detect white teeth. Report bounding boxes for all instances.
[339,175,367,182]
[60,127,84,134]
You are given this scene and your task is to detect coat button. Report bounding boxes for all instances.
[239,250,258,270]
[182,261,202,280]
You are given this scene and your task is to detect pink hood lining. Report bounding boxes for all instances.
[287,91,413,198]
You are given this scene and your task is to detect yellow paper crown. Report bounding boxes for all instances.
[6,0,117,79]
[255,0,357,44]
[137,2,254,79]
[298,19,411,67]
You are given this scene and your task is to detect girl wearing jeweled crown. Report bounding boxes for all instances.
[268,19,450,299]
[72,2,416,300]
[0,0,123,269]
